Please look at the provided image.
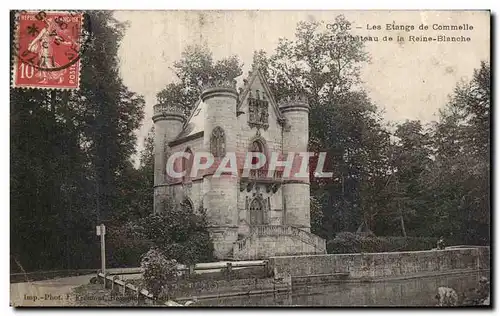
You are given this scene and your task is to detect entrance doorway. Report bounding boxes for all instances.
[249,198,264,225]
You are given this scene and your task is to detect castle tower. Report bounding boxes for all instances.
[152,99,186,213]
[279,96,311,232]
[201,79,239,259]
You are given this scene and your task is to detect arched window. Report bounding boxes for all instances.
[250,140,265,165]
[182,147,193,182]
[210,127,226,158]
[249,198,264,225]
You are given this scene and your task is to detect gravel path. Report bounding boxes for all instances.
[10,274,94,307]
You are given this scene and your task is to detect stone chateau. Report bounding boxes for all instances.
[152,67,326,260]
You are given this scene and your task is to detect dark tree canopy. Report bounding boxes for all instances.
[10,11,146,271]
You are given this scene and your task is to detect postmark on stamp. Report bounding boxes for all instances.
[12,10,85,90]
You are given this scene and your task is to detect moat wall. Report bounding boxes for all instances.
[269,247,490,281]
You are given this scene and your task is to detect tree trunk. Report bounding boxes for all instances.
[356,221,363,233]
[400,212,407,237]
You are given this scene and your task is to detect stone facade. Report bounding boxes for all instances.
[152,68,326,260]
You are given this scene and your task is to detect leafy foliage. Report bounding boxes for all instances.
[140,248,178,299]
[157,44,243,115]
[10,11,145,271]
[420,61,490,245]
[255,18,489,245]
[254,18,391,236]
[130,198,215,265]
[105,225,154,268]
[327,232,438,254]
[10,12,489,273]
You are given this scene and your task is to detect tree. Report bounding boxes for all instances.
[73,11,145,223]
[157,44,243,114]
[253,17,391,238]
[10,10,145,271]
[379,121,434,237]
[111,127,155,222]
[423,62,490,245]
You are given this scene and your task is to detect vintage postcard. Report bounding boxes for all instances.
[10,10,490,307]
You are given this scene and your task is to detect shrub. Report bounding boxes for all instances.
[130,198,215,265]
[106,224,154,268]
[327,232,438,254]
[140,248,178,299]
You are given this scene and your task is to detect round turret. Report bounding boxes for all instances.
[201,78,239,259]
[152,100,186,212]
[279,95,311,232]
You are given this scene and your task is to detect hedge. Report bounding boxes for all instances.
[327,232,438,254]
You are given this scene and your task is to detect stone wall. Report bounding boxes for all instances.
[166,276,291,300]
[234,234,322,260]
[282,182,310,231]
[269,247,490,280]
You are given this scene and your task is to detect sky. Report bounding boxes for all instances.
[113,10,490,159]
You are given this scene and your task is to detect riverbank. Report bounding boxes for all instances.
[73,247,490,306]
[196,271,489,307]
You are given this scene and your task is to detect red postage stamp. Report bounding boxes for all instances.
[12,10,84,90]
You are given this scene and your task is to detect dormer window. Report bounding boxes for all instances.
[248,90,269,130]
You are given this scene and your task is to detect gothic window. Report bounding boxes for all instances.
[210,127,226,158]
[250,140,265,165]
[182,147,193,182]
[249,198,264,225]
[248,90,269,130]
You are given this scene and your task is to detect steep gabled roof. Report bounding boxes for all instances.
[237,67,284,122]
[170,67,285,145]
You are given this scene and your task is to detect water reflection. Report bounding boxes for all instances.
[198,272,489,306]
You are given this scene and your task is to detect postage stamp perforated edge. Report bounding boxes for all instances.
[10,10,84,91]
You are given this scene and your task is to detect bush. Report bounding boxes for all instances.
[140,248,178,299]
[327,232,438,254]
[130,198,215,265]
[106,224,154,268]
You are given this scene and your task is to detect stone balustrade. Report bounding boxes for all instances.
[153,103,185,116]
[201,78,237,91]
[233,225,326,259]
[247,169,283,180]
[250,225,325,252]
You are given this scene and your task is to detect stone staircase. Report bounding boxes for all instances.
[233,225,326,260]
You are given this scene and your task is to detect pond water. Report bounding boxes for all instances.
[197,271,489,307]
